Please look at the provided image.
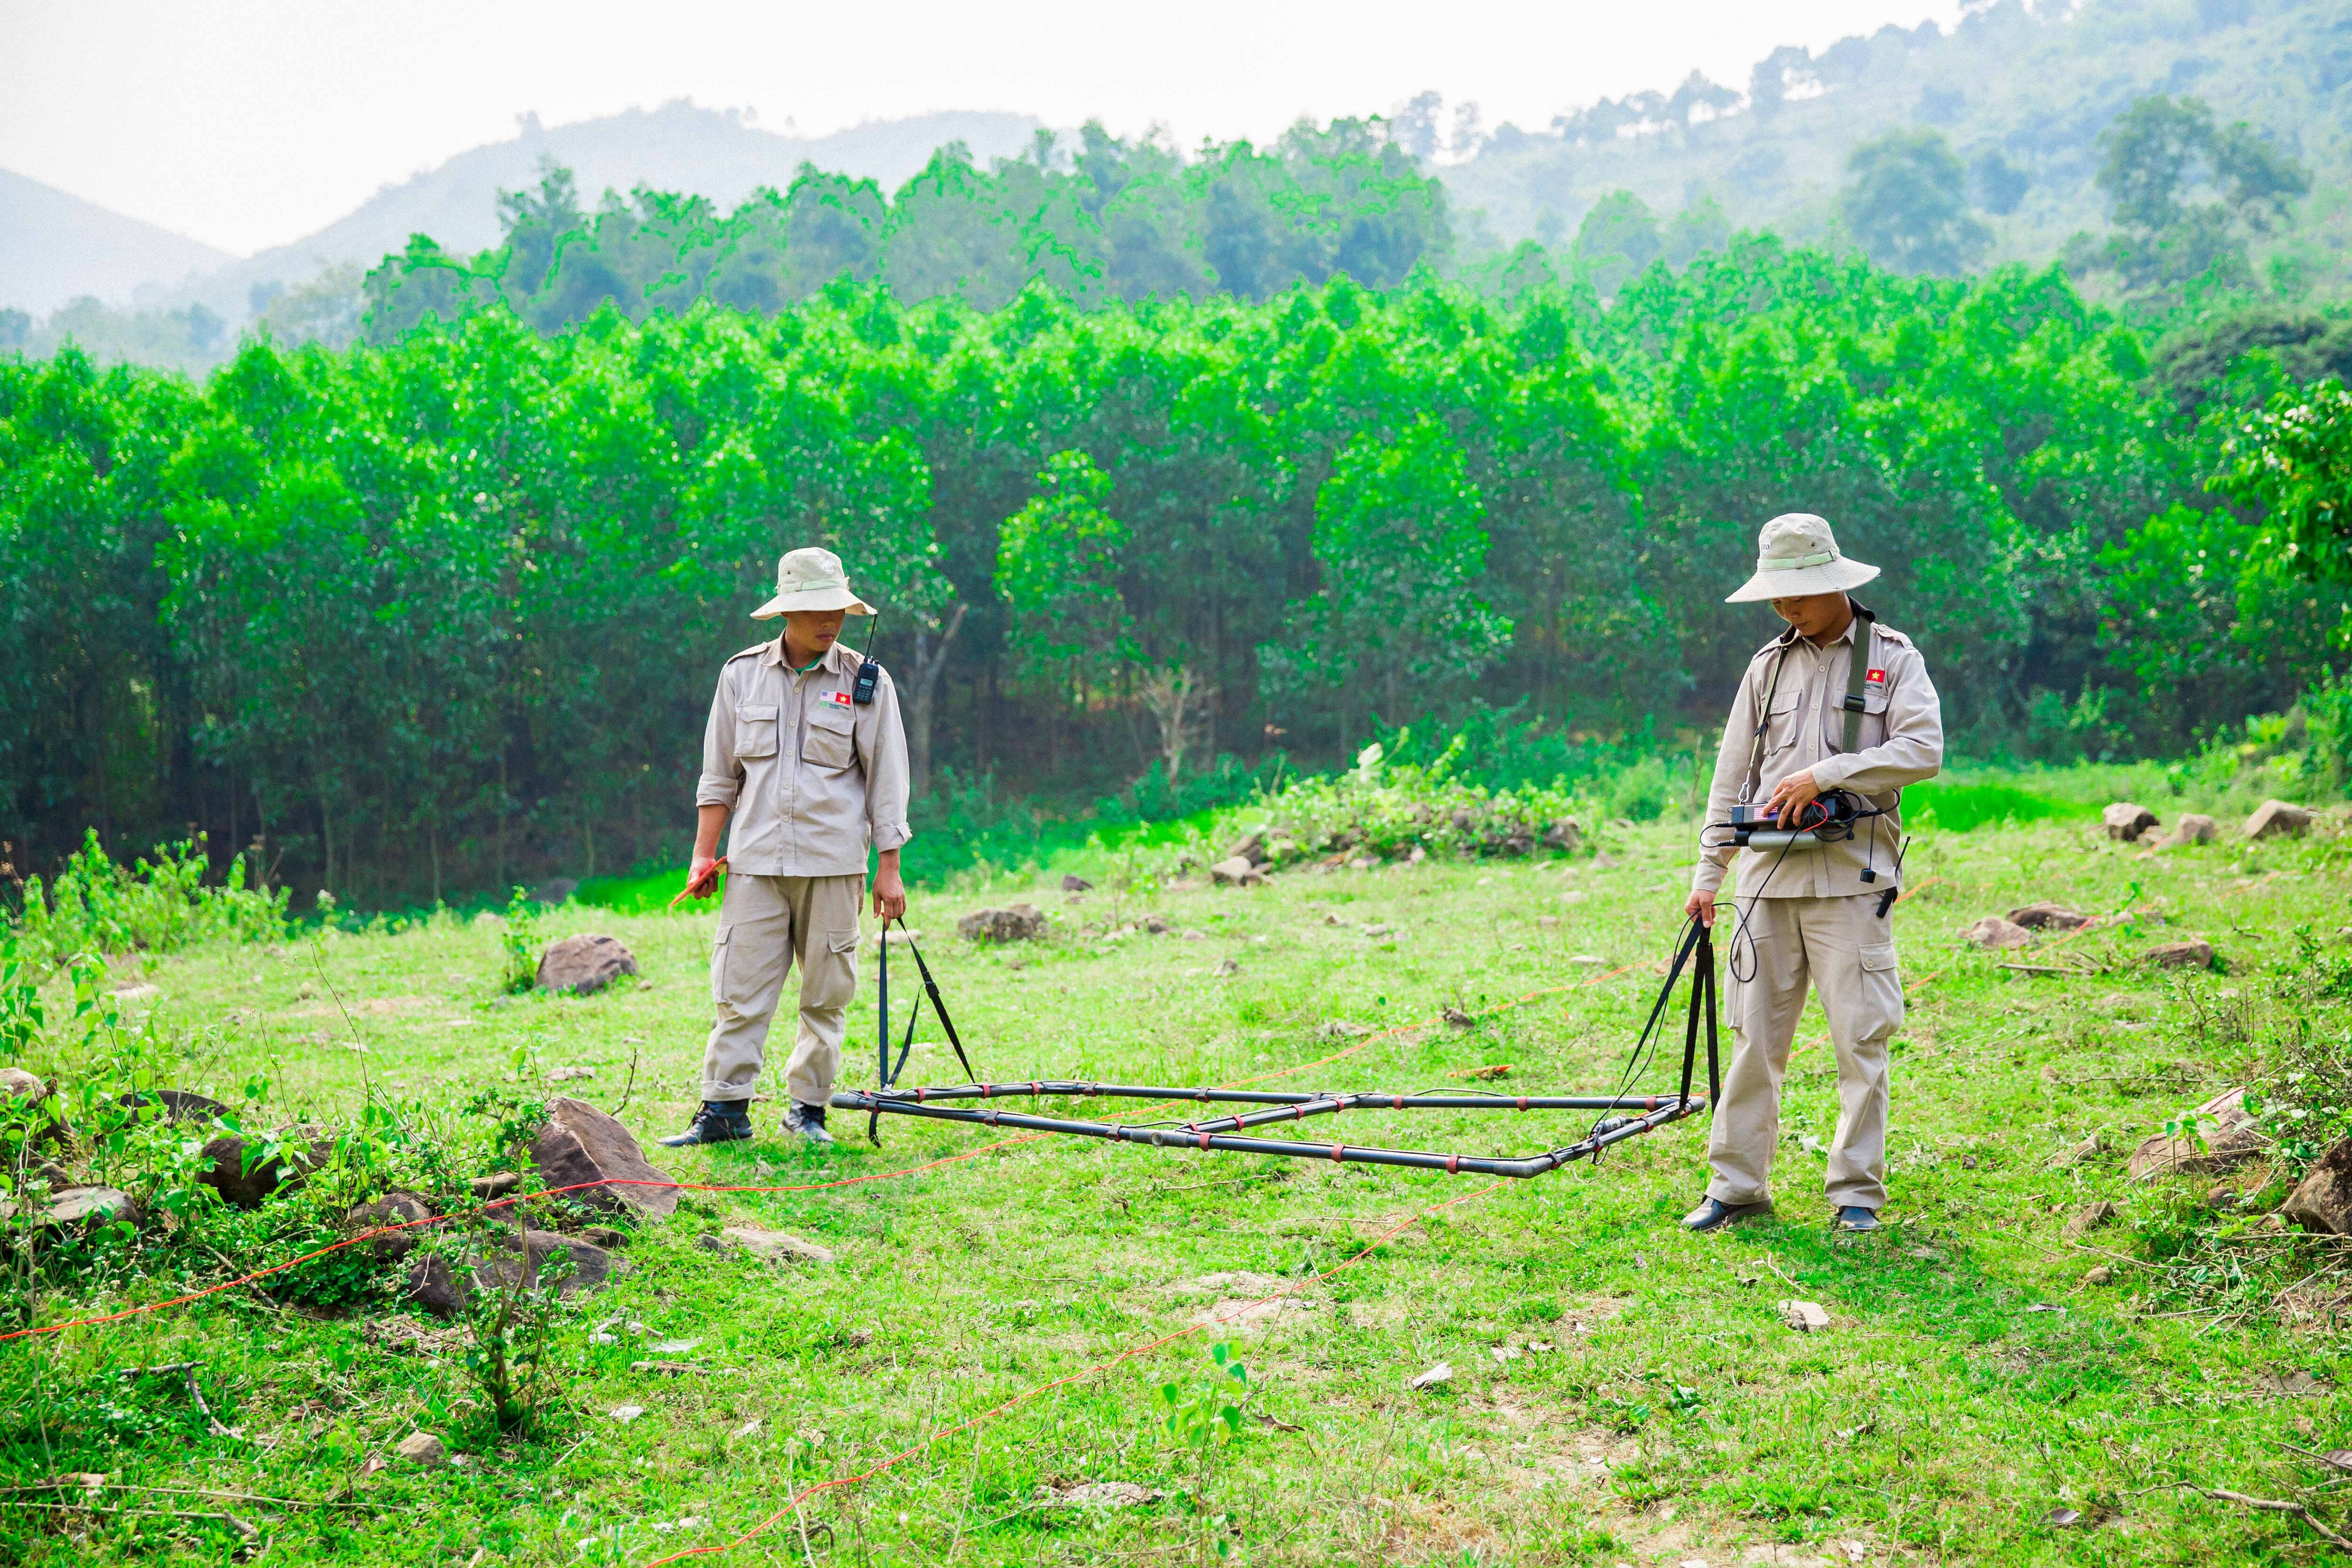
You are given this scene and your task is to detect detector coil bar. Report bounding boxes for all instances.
[839,917,1720,1178]
[830,1082,1704,1177]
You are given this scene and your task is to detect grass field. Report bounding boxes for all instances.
[8,801,2352,1566]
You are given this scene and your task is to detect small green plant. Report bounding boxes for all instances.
[439,1216,574,1434]
[1595,1392,1654,1431]
[0,934,41,1057]
[1158,1340,1249,1520]
[500,885,540,994]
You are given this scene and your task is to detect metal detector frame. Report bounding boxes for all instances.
[836,921,1721,1178]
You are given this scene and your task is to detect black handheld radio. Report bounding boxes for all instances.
[852,608,884,706]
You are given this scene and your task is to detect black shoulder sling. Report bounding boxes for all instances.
[1738,604,1876,805]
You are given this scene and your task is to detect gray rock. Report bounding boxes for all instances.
[1225,830,1268,866]
[0,1067,46,1103]
[122,1089,229,1125]
[2156,813,2218,849]
[43,1186,140,1230]
[1060,873,1092,892]
[535,934,638,995]
[199,1127,331,1210]
[2062,1200,2115,1239]
[958,904,1047,942]
[469,1171,522,1200]
[1142,915,1171,935]
[2143,939,2214,970]
[405,1228,618,1316]
[396,1431,446,1467]
[699,1225,836,1265]
[1540,817,1583,852]
[1208,857,1265,888]
[2283,1138,2352,1234]
[2129,1088,2264,1181]
[529,1096,678,1219]
[530,877,579,905]
[347,1192,436,1260]
[1962,915,2034,950]
[2245,799,2314,840]
[2102,802,2160,842]
[2009,903,2090,931]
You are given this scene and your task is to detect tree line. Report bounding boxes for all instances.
[3,233,2348,908]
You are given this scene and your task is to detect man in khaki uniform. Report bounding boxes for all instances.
[662,547,913,1149]
[1681,514,1942,1234]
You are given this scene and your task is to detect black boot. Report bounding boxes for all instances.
[659,1100,753,1146]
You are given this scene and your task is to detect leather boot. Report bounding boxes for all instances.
[659,1100,753,1146]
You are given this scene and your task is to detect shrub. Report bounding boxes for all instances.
[12,831,288,968]
[1249,736,1597,866]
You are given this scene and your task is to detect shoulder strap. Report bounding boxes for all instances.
[1838,605,1878,755]
[1740,631,1798,804]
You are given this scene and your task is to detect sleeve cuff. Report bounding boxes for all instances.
[1809,757,1850,792]
[872,821,914,852]
[696,777,741,810]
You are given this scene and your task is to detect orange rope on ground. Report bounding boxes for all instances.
[1,952,1661,1345]
[1892,875,1943,905]
[637,1179,1507,1568]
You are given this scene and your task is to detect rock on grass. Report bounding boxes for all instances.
[529,1096,677,1219]
[2244,799,2313,840]
[536,934,639,995]
[958,904,1046,941]
[1962,916,2033,950]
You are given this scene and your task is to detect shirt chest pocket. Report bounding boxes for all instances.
[735,706,780,760]
[803,704,857,771]
[1763,683,1806,752]
[1825,680,1891,752]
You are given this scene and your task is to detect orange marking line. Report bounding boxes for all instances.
[1892,875,1942,905]
[0,1146,1039,1344]
[637,1179,1506,1568]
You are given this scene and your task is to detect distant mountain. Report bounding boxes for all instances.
[0,168,235,315]
[183,101,1046,318]
[1440,0,2352,275]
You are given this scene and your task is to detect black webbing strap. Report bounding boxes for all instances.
[870,917,981,1144]
[1838,606,1877,756]
[1677,923,1720,1110]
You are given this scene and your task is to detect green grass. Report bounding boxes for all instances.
[8,804,2352,1565]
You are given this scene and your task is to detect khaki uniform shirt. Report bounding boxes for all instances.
[696,637,914,878]
[1692,614,1943,899]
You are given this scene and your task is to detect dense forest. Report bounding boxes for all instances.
[6,216,2352,906]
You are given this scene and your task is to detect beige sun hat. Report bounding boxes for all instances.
[1724,513,1882,604]
[751,546,877,619]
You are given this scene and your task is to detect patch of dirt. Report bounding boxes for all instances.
[1166,1270,1289,1296]
[287,996,435,1019]
[1193,1295,1317,1333]
[1375,1495,1502,1559]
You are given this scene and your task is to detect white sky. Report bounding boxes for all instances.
[0,0,1964,257]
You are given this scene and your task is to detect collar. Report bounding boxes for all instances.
[761,637,860,675]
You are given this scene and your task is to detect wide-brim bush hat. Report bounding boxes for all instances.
[1724,513,1882,603]
[752,546,877,619]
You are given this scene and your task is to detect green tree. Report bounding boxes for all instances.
[2090,94,2310,294]
[1572,191,1662,296]
[1840,128,1989,277]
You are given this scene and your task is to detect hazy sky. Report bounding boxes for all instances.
[0,0,1964,256]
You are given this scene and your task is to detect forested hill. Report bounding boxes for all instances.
[360,123,1449,340]
[1443,0,2350,279]
[8,244,2351,905]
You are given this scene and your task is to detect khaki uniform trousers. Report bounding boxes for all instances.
[1707,893,1902,1211]
[699,873,864,1108]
